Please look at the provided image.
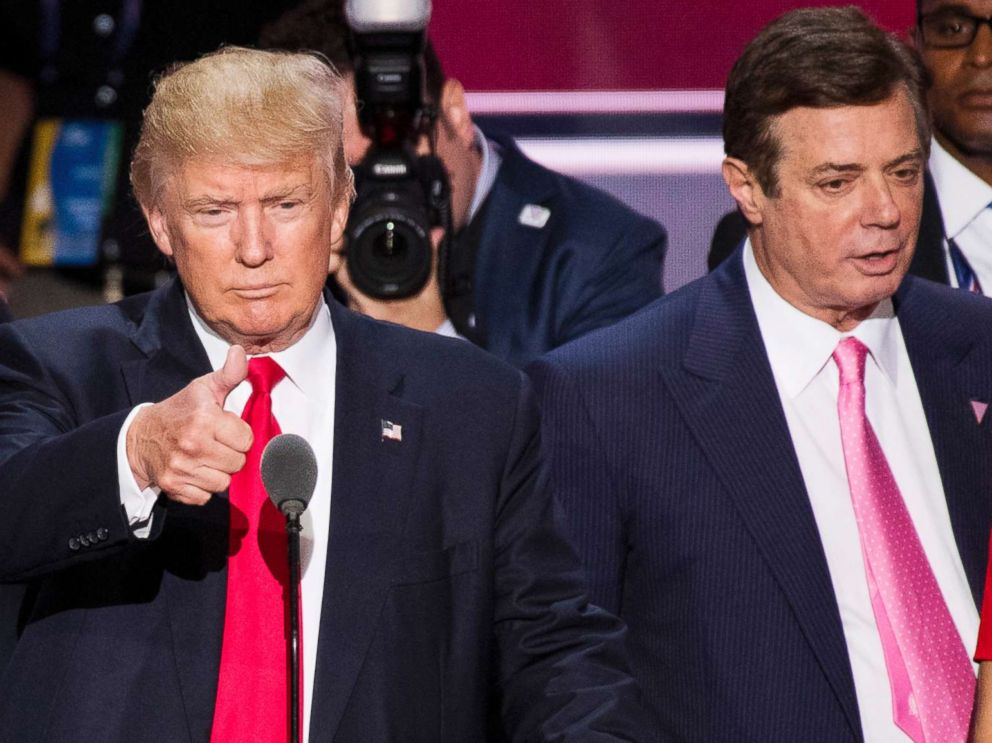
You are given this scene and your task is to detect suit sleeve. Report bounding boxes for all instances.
[526,356,627,615]
[558,215,665,346]
[0,323,163,581]
[492,374,656,741]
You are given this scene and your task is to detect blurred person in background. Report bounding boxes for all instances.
[262,0,667,368]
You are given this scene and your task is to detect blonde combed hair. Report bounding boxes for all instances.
[131,46,353,209]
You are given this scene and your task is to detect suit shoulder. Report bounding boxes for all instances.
[900,275,992,335]
[537,275,706,377]
[347,310,524,394]
[496,141,665,240]
[0,294,147,353]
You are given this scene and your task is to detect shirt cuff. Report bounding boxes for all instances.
[117,403,161,538]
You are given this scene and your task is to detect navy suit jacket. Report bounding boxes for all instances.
[709,172,950,284]
[0,279,651,742]
[529,253,992,741]
[472,136,666,368]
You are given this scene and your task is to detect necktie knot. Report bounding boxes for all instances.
[246,356,286,396]
[832,336,868,387]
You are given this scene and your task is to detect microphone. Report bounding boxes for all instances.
[261,433,318,518]
[259,433,317,743]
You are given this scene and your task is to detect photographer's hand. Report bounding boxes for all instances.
[331,227,448,332]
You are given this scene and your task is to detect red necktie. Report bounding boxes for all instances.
[833,337,975,742]
[212,357,300,742]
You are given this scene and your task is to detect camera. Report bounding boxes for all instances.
[344,0,451,300]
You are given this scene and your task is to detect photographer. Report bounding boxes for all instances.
[262,0,667,368]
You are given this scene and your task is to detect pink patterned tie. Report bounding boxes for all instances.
[833,337,975,742]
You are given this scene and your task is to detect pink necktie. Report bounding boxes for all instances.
[833,337,975,742]
[212,357,301,742]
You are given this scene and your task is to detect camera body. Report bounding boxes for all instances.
[344,0,450,300]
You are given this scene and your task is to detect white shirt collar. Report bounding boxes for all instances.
[928,136,992,240]
[466,126,502,223]
[186,295,335,404]
[743,240,901,398]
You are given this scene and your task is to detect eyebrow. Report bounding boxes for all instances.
[922,4,979,15]
[182,183,313,211]
[808,149,924,177]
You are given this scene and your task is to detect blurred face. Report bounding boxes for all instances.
[146,155,348,353]
[729,89,925,330]
[342,74,480,231]
[918,0,992,159]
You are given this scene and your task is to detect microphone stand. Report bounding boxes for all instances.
[285,509,303,743]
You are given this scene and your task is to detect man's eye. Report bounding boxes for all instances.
[933,16,973,37]
[820,178,849,192]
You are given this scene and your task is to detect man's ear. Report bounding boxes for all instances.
[722,157,766,226]
[143,204,175,258]
[438,78,474,149]
[329,191,350,247]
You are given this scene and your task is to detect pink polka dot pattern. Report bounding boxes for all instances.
[833,337,975,743]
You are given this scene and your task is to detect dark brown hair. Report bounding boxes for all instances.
[723,6,930,196]
[259,0,446,105]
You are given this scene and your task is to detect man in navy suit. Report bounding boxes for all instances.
[261,0,666,368]
[0,46,650,742]
[532,7,992,741]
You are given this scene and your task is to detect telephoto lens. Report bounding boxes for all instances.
[345,150,448,299]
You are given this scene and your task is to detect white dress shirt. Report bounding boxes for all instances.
[118,298,336,743]
[744,243,978,742]
[929,137,992,289]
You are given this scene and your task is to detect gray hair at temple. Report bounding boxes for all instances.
[723,5,931,197]
[131,45,354,209]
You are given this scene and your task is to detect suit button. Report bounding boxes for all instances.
[96,528,109,541]
[79,534,91,547]
[68,537,80,551]
[86,531,98,544]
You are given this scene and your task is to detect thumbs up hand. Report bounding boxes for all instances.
[126,346,254,505]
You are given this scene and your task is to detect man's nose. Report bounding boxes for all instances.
[862,177,901,229]
[966,20,992,67]
[233,208,273,266]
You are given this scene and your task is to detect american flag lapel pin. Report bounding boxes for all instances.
[381,419,403,442]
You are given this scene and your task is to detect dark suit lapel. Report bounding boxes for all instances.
[121,280,228,738]
[309,301,424,742]
[909,172,951,285]
[897,278,992,604]
[473,136,557,353]
[660,257,862,738]
[121,279,212,404]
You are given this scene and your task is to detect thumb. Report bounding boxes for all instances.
[206,345,248,405]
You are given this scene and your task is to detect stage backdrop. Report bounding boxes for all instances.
[429,1,918,291]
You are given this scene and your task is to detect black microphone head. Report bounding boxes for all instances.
[260,433,318,518]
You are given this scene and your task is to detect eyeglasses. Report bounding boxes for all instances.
[918,10,992,49]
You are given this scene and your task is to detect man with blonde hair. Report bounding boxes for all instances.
[0,47,649,743]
